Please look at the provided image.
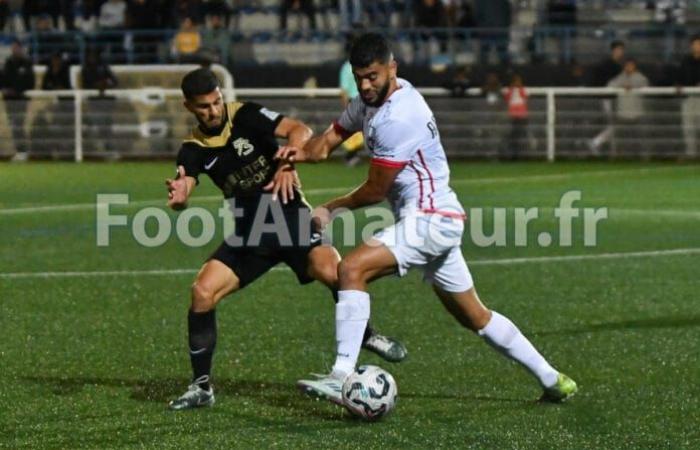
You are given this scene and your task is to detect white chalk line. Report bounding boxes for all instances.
[2,247,698,280]
[1,166,697,216]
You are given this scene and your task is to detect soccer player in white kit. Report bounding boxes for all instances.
[277,33,577,404]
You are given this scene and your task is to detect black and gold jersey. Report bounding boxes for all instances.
[177,101,284,198]
[176,101,310,230]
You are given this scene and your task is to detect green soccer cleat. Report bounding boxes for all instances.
[540,373,578,403]
[362,332,408,363]
[168,376,215,411]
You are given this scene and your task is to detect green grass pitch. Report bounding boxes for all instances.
[1,161,699,449]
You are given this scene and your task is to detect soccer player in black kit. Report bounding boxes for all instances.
[167,68,407,410]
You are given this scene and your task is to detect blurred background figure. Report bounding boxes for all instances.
[338,0,362,31]
[279,0,317,32]
[2,40,35,162]
[172,17,202,63]
[127,0,161,63]
[607,58,650,156]
[82,49,118,154]
[413,0,448,60]
[474,0,511,65]
[36,52,73,156]
[504,73,531,160]
[677,34,700,157]
[0,0,9,32]
[338,31,364,167]
[589,41,625,155]
[201,11,231,65]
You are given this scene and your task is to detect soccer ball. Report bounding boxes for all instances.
[341,365,397,421]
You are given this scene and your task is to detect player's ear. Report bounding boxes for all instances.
[389,59,398,78]
[183,100,194,114]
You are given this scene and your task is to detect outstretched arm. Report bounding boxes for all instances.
[275,122,347,163]
[166,165,197,210]
[312,162,403,229]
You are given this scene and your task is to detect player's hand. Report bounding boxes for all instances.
[312,205,331,231]
[166,165,188,210]
[274,145,302,163]
[263,163,299,204]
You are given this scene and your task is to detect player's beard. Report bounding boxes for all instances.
[198,109,226,135]
[360,80,391,107]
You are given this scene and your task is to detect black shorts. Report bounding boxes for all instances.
[208,206,322,288]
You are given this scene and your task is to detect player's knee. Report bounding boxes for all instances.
[316,265,338,287]
[338,257,365,285]
[191,281,216,312]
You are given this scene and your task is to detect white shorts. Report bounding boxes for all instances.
[373,212,474,293]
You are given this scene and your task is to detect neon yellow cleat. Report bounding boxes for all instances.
[540,373,578,403]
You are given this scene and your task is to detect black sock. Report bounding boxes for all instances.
[332,289,374,344]
[188,309,217,391]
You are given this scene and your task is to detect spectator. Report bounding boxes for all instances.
[444,65,472,97]
[205,0,232,27]
[504,73,531,159]
[474,0,511,65]
[413,0,448,55]
[676,34,700,157]
[22,0,60,30]
[201,13,230,64]
[366,0,391,28]
[0,0,9,31]
[41,53,71,90]
[338,0,362,31]
[543,0,577,63]
[589,40,625,87]
[171,0,203,26]
[588,41,625,155]
[61,0,77,30]
[37,53,73,156]
[99,0,127,29]
[98,0,127,61]
[653,0,686,26]
[127,0,161,63]
[338,32,364,166]
[172,17,202,62]
[607,59,650,156]
[2,41,35,162]
[82,49,118,153]
[279,0,317,31]
[82,49,118,92]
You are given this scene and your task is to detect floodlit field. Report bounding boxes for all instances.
[1,161,699,449]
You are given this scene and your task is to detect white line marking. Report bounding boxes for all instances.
[1,166,696,216]
[2,247,698,280]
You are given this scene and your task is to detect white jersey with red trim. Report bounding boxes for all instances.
[334,78,464,220]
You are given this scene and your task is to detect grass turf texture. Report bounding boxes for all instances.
[1,161,699,449]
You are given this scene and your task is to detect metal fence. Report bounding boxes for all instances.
[2,86,699,161]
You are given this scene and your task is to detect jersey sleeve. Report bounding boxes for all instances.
[333,96,364,140]
[176,143,204,184]
[370,119,418,169]
[233,102,285,137]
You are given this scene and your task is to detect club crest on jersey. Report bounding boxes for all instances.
[233,137,255,157]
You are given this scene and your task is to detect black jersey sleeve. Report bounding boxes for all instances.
[175,143,204,183]
[233,102,285,137]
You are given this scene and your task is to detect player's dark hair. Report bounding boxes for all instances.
[691,33,700,44]
[181,68,220,99]
[349,33,392,68]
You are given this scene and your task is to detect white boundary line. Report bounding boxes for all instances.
[2,247,698,280]
[1,166,697,216]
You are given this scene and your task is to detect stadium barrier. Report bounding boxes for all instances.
[2,86,699,162]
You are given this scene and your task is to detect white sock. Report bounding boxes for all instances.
[478,311,559,388]
[331,290,370,379]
